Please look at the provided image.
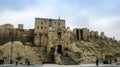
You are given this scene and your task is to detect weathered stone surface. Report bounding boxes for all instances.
[0,41,41,64]
[34,34,40,47]
[54,51,62,64]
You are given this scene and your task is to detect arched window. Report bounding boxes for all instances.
[41,26,43,29]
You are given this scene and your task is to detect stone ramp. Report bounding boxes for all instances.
[61,55,79,65]
[43,53,55,64]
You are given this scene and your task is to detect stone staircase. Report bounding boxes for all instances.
[43,52,55,64]
[61,53,79,65]
[45,54,55,63]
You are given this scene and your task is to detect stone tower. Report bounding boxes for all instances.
[81,28,89,41]
[101,32,105,40]
[73,28,81,40]
[34,18,66,34]
[18,24,23,29]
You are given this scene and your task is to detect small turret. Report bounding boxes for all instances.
[18,24,23,29]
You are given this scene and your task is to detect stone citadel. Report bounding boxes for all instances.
[0,18,120,64]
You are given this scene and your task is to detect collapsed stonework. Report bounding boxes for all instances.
[0,18,120,64]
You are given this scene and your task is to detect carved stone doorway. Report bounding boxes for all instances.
[57,45,62,54]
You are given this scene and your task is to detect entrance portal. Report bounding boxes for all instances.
[57,45,62,54]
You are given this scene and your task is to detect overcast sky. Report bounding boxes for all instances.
[0,0,120,40]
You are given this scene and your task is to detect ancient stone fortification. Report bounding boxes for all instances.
[0,24,34,45]
[0,18,120,64]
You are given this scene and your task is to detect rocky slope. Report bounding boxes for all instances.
[67,40,120,63]
[0,41,120,64]
[0,41,41,64]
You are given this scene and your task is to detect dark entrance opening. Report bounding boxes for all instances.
[57,45,62,54]
[76,29,79,40]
